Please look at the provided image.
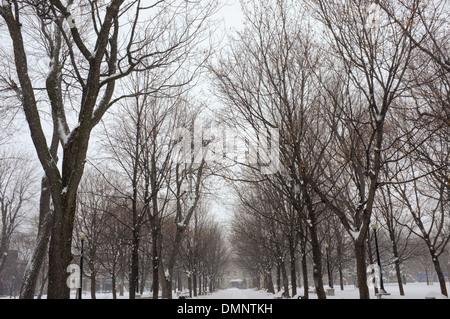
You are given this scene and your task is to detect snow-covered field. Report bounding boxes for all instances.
[56,282,448,299]
[2,282,447,299]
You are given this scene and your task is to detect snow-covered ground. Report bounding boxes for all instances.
[64,282,450,299]
[2,282,447,299]
[195,282,448,299]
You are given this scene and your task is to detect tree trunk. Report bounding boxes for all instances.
[300,183,326,299]
[264,270,275,294]
[140,267,148,295]
[254,275,261,290]
[355,239,370,299]
[299,226,309,299]
[209,275,214,293]
[394,259,405,296]
[112,273,117,300]
[280,259,290,298]
[152,253,159,299]
[276,264,281,292]
[119,253,125,297]
[177,271,182,293]
[309,227,326,299]
[47,199,77,299]
[47,119,91,299]
[161,267,172,299]
[37,271,47,299]
[19,178,53,299]
[301,255,309,298]
[193,267,198,297]
[188,274,192,298]
[119,276,124,296]
[151,214,161,299]
[289,242,297,297]
[432,257,448,297]
[339,263,344,291]
[129,230,140,299]
[391,239,405,296]
[90,272,97,299]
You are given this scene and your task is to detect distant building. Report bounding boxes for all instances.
[230,278,247,289]
[223,263,253,289]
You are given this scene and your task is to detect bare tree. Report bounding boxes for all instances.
[376,0,450,125]
[0,150,37,276]
[391,134,449,296]
[374,185,411,296]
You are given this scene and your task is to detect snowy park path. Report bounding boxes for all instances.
[195,288,275,299]
[195,283,448,299]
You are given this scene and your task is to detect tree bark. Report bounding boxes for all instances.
[47,196,78,299]
[276,264,281,292]
[394,258,405,296]
[129,229,140,299]
[151,220,161,299]
[111,273,117,300]
[431,254,448,297]
[299,221,309,299]
[264,270,275,294]
[301,185,327,299]
[289,241,297,297]
[355,239,370,299]
[280,259,290,298]
[309,225,326,299]
[19,177,53,299]
[90,272,97,299]
[338,262,344,291]
[160,265,172,299]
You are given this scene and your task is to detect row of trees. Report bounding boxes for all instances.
[72,169,229,299]
[230,173,449,298]
[213,0,449,299]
